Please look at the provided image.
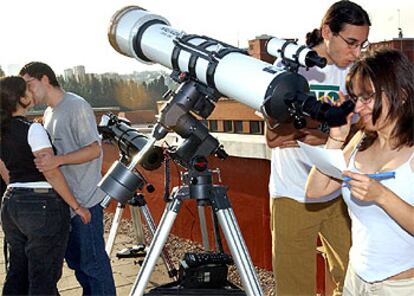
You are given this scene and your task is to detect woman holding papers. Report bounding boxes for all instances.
[306,48,414,295]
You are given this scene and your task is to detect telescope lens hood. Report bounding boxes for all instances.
[108,5,170,63]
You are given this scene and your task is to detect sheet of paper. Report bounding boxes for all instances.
[298,141,346,180]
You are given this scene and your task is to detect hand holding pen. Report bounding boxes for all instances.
[342,170,395,203]
[343,171,395,182]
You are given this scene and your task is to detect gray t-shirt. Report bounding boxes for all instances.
[44,92,105,208]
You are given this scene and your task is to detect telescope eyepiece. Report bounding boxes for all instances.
[300,96,355,128]
[304,51,327,68]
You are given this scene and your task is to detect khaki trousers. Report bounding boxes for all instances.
[270,197,351,296]
[343,265,414,296]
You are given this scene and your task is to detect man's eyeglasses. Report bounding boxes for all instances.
[336,33,369,50]
[25,77,37,84]
[349,92,376,104]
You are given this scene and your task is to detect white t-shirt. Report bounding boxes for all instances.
[8,123,52,188]
[269,64,348,202]
[28,123,53,152]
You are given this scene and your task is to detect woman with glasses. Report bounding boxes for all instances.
[266,1,370,295]
[0,76,91,295]
[306,48,414,295]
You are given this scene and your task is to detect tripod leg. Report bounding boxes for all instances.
[197,205,210,250]
[105,202,125,256]
[139,203,178,281]
[129,198,182,296]
[211,210,224,252]
[130,206,145,245]
[213,190,263,296]
[217,208,263,296]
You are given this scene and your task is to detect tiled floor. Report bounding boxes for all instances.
[0,229,171,295]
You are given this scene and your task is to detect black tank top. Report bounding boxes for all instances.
[0,116,47,183]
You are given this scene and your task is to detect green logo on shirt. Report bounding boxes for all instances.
[309,84,340,103]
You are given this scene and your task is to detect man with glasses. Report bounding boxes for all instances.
[335,32,370,51]
[266,1,370,295]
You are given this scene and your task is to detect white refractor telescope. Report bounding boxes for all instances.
[108,5,354,129]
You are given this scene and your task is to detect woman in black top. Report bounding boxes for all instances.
[0,76,91,295]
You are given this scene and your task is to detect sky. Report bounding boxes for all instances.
[1,0,413,75]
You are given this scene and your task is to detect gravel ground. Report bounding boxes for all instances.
[104,213,275,296]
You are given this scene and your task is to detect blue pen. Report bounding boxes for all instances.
[343,171,395,182]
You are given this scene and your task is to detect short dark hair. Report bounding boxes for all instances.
[306,0,371,47]
[346,48,414,149]
[0,76,27,132]
[19,62,60,87]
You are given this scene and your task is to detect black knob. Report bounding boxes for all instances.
[146,184,155,193]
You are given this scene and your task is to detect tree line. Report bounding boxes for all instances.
[0,65,169,112]
[58,73,169,111]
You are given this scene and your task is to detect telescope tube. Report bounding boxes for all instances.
[108,6,303,126]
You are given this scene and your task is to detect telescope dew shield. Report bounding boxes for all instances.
[108,6,171,64]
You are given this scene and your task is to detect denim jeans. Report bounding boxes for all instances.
[1,188,70,295]
[65,203,116,295]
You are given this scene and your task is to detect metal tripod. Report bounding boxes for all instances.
[99,78,263,295]
[106,193,178,281]
[105,201,144,256]
[129,158,263,296]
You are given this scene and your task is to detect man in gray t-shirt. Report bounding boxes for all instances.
[20,62,116,295]
[43,92,105,209]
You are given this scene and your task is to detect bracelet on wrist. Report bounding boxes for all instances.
[266,120,279,130]
[329,135,346,143]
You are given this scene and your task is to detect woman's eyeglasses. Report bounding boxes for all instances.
[349,92,376,104]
